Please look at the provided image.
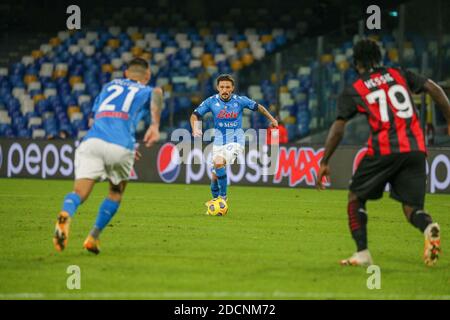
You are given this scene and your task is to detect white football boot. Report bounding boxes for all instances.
[340,249,374,266]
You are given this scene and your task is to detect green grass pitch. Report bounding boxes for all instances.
[0,178,449,299]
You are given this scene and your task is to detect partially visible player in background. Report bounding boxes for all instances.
[317,39,450,266]
[53,58,163,254]
[190,74,278,210]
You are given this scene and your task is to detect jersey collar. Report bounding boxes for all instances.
[219,96,232,103]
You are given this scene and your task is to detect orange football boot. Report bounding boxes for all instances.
[53,211,71,252]
[83,235,100,255]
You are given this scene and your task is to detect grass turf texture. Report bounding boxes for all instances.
[0,178,449,300]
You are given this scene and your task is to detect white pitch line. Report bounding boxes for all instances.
[0,291,449,299]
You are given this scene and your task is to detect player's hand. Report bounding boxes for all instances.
[270,119,278,128]
[192,128,202,138]
[134,150,142,161]
[316,163,330,190]
[144,124,160,148]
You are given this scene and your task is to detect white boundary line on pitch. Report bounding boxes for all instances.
[0,291,449,299]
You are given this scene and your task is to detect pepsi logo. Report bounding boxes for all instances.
[157,143,181,183]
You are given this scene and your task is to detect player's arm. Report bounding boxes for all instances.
[143,87,163,147]
[88,115,94,128]
[88,95,101,128]
[317,89,356,190]
[423,80,450,135]
[405,69,450,135]
[257,104,278,128]
[190,112,203,137]
[317,119,347,188]
[191,100,210,137]
[317,120,347,189]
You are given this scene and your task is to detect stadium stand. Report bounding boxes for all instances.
[0,24,294,140]
[1,2,449,145]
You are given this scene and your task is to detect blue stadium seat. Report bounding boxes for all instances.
[17,128,31,138]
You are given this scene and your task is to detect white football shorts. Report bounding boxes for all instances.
[212,142,244,165]
[74,138,135,185]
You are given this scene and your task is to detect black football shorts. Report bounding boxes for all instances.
[349,151,427,208]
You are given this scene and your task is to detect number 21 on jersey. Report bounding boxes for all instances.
[98,85,139,113]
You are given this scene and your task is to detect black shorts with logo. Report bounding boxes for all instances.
[349,151,427,208]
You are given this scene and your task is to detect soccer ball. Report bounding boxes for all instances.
[206,198,228,216]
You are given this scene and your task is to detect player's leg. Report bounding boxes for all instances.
[348,192,368,252]
[402,204,433,233]
[61,178,95,215]
[83,141,134,254]
[205,172,220,211]
[205,147,222,211]
[391,152,440,265]
[214,155,227,200]
[54,140,104,252]
[210,172,220,199]
[340,155,392,266]
[340,191,373,266]
[54,179,96,252]
[214,143,243,202]
[403,204,440,266]
[84,181,127,254]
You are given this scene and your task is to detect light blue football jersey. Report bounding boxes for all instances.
[84,79,152,150]
[194,94,258,146]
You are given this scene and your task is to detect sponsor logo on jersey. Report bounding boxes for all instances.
[157,143,180,183]
[96,111,129,120]
[217,110,238,119]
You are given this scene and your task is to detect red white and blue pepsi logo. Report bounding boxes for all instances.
[157,143,181,183]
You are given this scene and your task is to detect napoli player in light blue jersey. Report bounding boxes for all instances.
[53,58,163,254]
[190,74,277,209]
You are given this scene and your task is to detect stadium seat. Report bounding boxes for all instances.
[32,128,46,139]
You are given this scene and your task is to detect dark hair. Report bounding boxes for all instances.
[216,74,235,86]
[127,57,149,70]
[353,39,382,70]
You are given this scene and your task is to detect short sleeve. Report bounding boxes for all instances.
[403,69,428,94]
[240,96,258,111]
[193,99,211,117]
[92,95,101,113]
[336,87,358,121]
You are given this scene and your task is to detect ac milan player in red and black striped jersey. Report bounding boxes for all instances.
[317,39,450,267]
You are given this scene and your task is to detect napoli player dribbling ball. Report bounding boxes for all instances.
[190,74,278,214]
